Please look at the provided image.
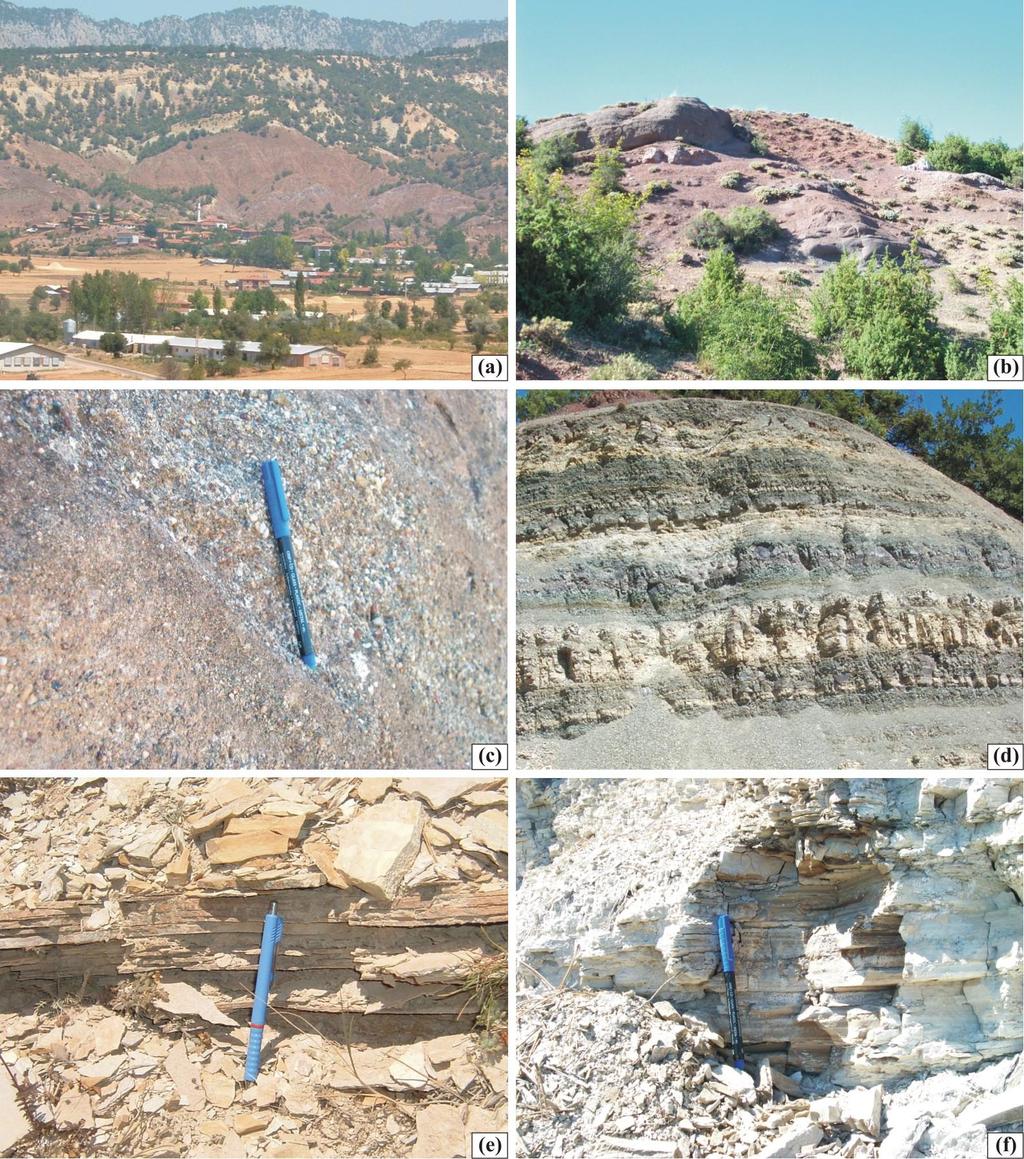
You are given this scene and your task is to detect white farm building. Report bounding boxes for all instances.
[70,332,344,369]
[0,342,66,372]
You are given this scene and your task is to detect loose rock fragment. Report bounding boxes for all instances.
[205,831,291,864]
[334,796,425,901]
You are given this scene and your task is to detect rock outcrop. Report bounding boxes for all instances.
[0,777,508,1157]
[529,97,740,153]
[516,397,1023,769]
[516,777,1023,1155]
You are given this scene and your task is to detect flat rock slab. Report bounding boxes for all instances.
[0,1066,31,1152]
[334,795,425,901]
[153,982,238,1027]
[754,1119,823,1158]
[164,1039,204,1107]
[223,815,307,840]
[205,831,291,864]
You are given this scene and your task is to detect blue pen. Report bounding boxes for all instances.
[245,901,284,1082]
[717,914,745,1069]
[261,460,317,669]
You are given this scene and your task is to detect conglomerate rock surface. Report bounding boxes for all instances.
[516,397,1023,769]
[516,777,1023,1157]
[0,389,506,769]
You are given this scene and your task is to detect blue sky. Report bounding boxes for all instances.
[21,0,506,21]
[518,0,1023,144]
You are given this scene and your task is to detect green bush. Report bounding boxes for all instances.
[531,134,578,175]
[688,210,731,250]
[591,145,626,196]
[753,185,799,204]
[927,134,1023,184]
[727,206,783,252]
[516,116,530,157]
[811,246,944,379]
[519,316,572,349]
[719,171,744,190]
[942,339,985,380]
[517,158,645,328]
[589,353,659,379]
[899,118,932,152]
[688,206,781,254]
[988,279,1024,355]
[643,179,675,199]
[895,144,915,166]
[667,248,817,379]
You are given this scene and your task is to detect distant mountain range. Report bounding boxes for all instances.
[0,0,506,54]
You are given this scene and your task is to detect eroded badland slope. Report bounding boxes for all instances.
[521,97,1021,379]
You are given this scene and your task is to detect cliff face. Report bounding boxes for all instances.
[516,398,1023,769]
[516,777,1023,1155]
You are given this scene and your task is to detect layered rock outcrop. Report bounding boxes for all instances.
[516,397,1023,768]
[517,777,1023,1092]
[0,777,508,1156]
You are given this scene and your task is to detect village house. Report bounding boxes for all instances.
[0,342,66,372]
[70,331,345,369]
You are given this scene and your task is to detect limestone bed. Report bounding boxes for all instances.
[515,777,1023,1157]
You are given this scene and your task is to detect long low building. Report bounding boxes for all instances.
[70,331,344,369]
[0,341,66,372]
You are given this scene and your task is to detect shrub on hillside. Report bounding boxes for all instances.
[688,206,781,254]
[643,179,675,199]
[589,353,659,379]
[927,134,1023,185]
[753,185,799,204]
[719,171,744,190]
[667,248,817,379]
[899,118,932,152]
[811,246,945,379]
[531,134,578,175]
[517,157,645,328]
[519,316,573,350]
[727,206,783,252]
[688,210,731,250]
[591,145,626,195]
[988,279,1024,355]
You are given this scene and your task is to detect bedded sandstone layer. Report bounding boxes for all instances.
[516,397,1023,768]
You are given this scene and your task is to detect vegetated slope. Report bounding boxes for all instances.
[0,390,506,770]
[520,97,1020,376]
[0,43,506,231]
[0,0,507,54]
[516,776,1023,1158]
[516,396,1023,770]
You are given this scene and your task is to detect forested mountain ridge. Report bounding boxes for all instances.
[0,43,506,203]
[0,0,506,54]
